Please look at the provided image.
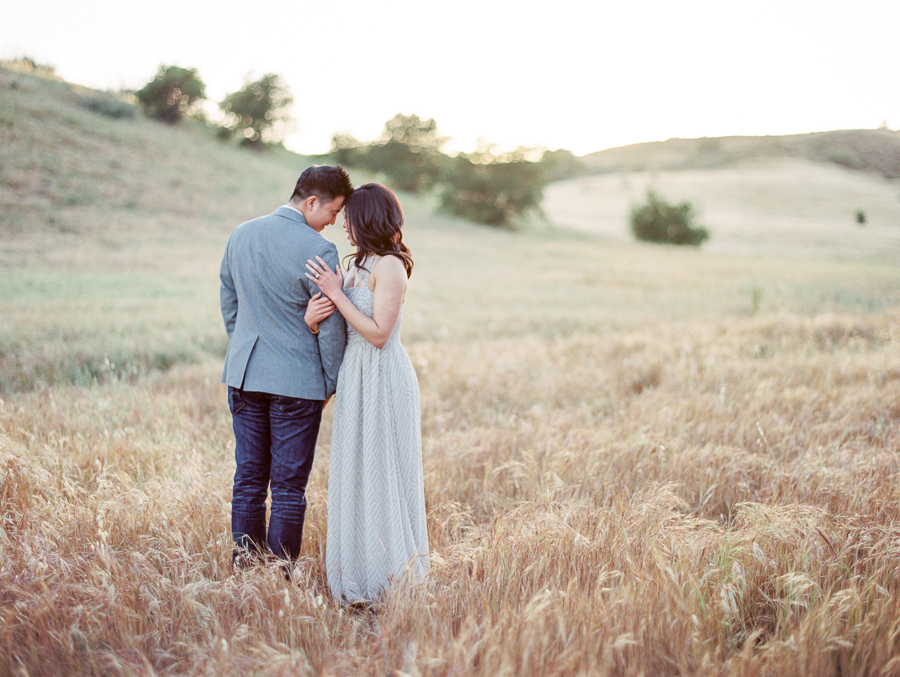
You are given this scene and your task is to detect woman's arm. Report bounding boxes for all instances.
[306,255,406,349]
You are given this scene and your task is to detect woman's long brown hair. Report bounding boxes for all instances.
[343,183,413,278]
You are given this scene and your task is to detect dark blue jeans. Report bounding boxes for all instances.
[229,387,323,563]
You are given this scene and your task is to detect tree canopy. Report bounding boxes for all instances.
[439,146,547,227]
[134,65,205,124]
[219,74,293,147]
[328,113,586,228]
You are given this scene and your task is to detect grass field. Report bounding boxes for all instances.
[2,66,900,675]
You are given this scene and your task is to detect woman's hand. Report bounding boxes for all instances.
[306,256,344,299]
[305,291,335,332]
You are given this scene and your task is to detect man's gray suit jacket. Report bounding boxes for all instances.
[220,206,346,399]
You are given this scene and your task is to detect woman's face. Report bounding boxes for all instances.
[342,216,357,246]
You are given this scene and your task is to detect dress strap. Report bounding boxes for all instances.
[358,255,375,288]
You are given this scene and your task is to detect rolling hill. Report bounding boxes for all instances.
[579,128,900,179]
[544,157,900,261]
[549,132,900,262]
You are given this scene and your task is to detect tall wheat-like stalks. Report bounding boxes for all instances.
[2,310,898,676]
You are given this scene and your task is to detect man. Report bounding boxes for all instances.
[220,165,353,569]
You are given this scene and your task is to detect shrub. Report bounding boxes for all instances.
[134,65,205,124]
[77,93,136,119]
[629,189,709,245]
[540,148,585,181]
[0,57,58,79]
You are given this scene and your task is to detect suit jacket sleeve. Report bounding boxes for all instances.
[220,240,238,339]
[313,243,346,397]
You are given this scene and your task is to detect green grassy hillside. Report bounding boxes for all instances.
[0,66,303,248]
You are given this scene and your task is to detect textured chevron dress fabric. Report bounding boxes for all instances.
[326,263,430,603]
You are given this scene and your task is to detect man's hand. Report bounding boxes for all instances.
[305,291,336,332]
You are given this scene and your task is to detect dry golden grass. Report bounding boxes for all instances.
[3,306,899,675]
[2,66,900,676]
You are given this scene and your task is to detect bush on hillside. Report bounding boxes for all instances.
[630,189,709,245]
[539,148,585,181]
[219,74,293,148]
[77,93,136,119]
[0,57,59,79]
[134,65,205,124]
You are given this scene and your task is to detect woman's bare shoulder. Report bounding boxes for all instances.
[370,254,408,293]
[370,254,406,277]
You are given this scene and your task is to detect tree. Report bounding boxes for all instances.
[327,114,449,192]
[134,65,205,124]
[629,189,709,245]
[439,146,547,227]
[330,132,366,167]
[220,74,293,147]
[365,114,448,192]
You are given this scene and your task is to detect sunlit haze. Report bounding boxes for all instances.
[3,0,898,157]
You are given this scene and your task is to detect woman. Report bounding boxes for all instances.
[305,183,429,604]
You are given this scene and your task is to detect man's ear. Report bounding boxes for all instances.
[305,196,319,211]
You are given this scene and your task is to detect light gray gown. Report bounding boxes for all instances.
[326,261,429,603]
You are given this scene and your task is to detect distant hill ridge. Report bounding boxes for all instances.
[581,129,900,180]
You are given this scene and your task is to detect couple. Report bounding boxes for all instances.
[219,165,429,604]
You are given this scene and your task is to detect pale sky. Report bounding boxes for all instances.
[3,0,898,157]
